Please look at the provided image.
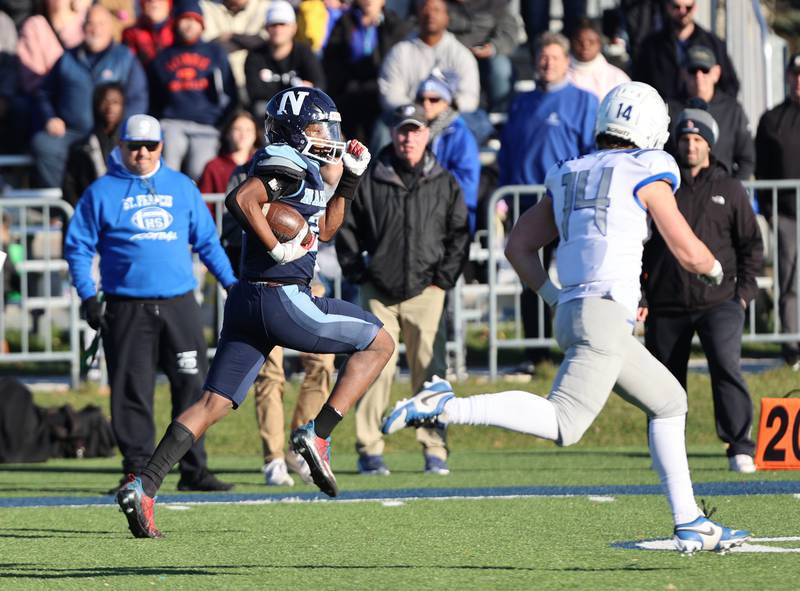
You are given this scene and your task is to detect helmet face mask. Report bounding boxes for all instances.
[302,118,345,164]
[595,82,670,150]
[264,87,347,165]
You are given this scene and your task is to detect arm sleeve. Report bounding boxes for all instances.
[229,33,266,51]
[631,150,682,199]
[455,48,480,112]
[754,113,775,215]
[717,45,740,98]
[123,55,149,116]
[189,185,237,287]
[378,45,412,110]
[433,177,470,289]
[579,93,598,155]
[731,183,764,304]
[334,187,368,283]
[731,107,755,180]
[64,192,101,301]
[488,1,520,56]
[35,63,58,123]
[448,127,481,234]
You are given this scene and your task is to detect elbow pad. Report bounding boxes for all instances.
[253,154,306,201]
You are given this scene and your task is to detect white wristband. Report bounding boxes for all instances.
[537,279,560,307]
[268,242,286,263]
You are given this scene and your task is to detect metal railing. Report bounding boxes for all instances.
[482,181,800,380]
[0,192,80,385]
[0,191,467,385]
[3,181,799,385]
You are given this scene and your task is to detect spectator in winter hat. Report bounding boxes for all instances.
[148,0,238,180]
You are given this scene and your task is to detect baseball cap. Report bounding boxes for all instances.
[686,45,717,72]
[121,114,162,142]
[390,104,428,129]
[266,0,296,25]
[787,52,800,74]
[676,105,719,149]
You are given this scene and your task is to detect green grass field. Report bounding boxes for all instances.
[2,363,800,590]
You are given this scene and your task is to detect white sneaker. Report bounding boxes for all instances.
[673,515,751,554]
[285,449,314,484]
[263,459,295,486]
[728,454,756,473]
[381,376,455,435]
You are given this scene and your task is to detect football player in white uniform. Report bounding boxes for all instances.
[382,82,750,554]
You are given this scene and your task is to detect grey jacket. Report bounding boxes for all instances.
[378,31,481,112]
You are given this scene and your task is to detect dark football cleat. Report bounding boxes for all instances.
[116,474,163,539]
[290,421,338,497]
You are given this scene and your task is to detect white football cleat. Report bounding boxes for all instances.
[728,454,756,473]
[263,459,295,487]
[673,515,751,554]
[382,376,455,435]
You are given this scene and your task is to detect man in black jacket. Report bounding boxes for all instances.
[641,106,763,473]
[633,0,738,101]
[755,52,800,370]
[336,104,470,476]
[665,46,754,180]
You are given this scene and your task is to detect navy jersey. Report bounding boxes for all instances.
[240,144,327,283]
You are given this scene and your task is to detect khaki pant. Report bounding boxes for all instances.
[253,284,335,462]
[355,283,448,460]
[253,347,335,462]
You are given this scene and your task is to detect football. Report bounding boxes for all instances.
[263,202,312,245]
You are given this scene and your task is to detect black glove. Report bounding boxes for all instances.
[82,296,106,332]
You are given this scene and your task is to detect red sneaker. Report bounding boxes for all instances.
[290,422,338,497]
[116,474,163,538]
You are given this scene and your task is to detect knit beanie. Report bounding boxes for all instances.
[676,101,719,149]
[417,71,454,105]
[173,0,203,26]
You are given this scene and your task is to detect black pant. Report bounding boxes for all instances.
[645,301,755,457]
[103,292,209,477]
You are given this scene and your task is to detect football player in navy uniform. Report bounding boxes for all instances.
[116,88,395,538]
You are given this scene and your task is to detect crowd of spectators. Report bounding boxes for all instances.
[1,1,799,348]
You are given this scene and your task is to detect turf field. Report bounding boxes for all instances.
[1,363,800,590]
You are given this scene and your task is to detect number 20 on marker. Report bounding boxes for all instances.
[755,398,800,470]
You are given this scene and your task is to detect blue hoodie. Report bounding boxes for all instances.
[65,148,236,300]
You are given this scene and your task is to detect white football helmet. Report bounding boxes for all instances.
[595,81,670,150]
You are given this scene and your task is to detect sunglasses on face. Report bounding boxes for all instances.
[669,1,694,12]
[126,141,160,151]
[418,96,443,104]
[689,66,710,75]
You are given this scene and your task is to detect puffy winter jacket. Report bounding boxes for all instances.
[336,147,470,301]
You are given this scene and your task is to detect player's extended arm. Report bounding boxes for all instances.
[317,140,371,242]
[504,194,561,305]
[638,180,721,279]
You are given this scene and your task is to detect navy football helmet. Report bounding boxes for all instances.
[264,87,346,164]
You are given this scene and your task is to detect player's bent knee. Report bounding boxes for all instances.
[651,388,688,419]
[370,328,395,358]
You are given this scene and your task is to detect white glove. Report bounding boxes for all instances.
[268,222,314,265]
[699,259,724,286]
[342,139,371,176]
[537,278,561,307]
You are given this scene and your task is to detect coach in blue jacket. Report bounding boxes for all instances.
[65,114,237,493]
